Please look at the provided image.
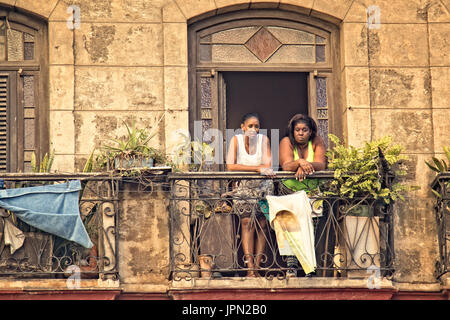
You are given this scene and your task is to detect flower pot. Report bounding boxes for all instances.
[335,214,380,278]
[347,204,373,217]
[114,157,154,169]
[198,254,213,278]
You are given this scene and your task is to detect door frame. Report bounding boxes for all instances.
[188,9,342,164]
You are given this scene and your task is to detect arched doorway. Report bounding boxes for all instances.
[188,9,341,169]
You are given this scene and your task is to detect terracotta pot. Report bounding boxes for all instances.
[80,245,98,277]
[198,254,213,278]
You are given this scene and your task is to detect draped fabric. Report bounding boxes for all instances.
[267,191,316,274]
[0,180,93,248]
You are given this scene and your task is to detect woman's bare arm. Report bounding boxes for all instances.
[279,136,327,172]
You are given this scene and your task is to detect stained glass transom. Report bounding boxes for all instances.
[199,26,327,64]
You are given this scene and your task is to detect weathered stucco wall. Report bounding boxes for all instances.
[2,0,449,290]
[45,0,188,173]
[118,181,170,291]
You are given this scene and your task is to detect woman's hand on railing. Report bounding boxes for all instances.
[258,167,275,178]
[295,167,306,180]
[297,159,315,175]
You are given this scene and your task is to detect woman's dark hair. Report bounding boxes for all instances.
[241,112,260,124]
[287,114,317,146]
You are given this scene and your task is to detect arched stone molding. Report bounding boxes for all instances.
[162,0,350,157]
[0,0,59,20]
[169,0,354,25]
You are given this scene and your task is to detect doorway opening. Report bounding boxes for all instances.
[223,71,309,169]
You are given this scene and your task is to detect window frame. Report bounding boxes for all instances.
[0,9,48,172]
[188,9,342,157]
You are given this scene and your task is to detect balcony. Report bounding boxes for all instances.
[1,170,447,299]
[0,173,119,281]
[168,171,395,282]
[431,172,450,280]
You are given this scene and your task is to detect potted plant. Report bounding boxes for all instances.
[172,132,215,172]
[425,146,450,198]
[324,134,417,277]
[171,133,230,278]
[31,151,55,174]
[425,147,450,280]
[96,119,167,170]
[324,134,413,205]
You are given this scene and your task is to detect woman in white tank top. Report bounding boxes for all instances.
[226,113,274,277]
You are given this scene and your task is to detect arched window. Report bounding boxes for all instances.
[188,10,341,168]
[0,9,48,172]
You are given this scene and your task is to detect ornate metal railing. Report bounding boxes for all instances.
[431,172,450,279]
[0,173,120,280]
[168,171,395,280]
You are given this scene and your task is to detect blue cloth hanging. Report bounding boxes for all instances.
[0,180,93,248]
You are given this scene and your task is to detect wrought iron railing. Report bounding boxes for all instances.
[168,171,395,280]
[431,172,450,279]
[0,173,119,280]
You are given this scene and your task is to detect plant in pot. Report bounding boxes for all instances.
[425,147,450,279]
[324,134,414,207]
[172,132,217,218]
[31,151,55,174]
[171,133,225,278]
[425,146,450,198]
[324,134,418,276]
[172,132,215,172]
[97,119,166,171]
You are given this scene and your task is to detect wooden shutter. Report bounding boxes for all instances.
[0,74,8,172]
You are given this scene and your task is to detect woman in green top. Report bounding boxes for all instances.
[279,114,327,182]
[278,114,327,277]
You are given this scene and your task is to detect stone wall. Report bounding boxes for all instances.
[2,0,449,288]
[118,181,170,291]
[43,0,188,172]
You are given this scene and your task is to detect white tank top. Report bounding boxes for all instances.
[236,134,264,166]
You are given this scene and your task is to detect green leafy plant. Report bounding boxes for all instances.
[425,147,450,173]
[172,132,214,172]
[31,151,55,173]
[79,149,96,173]
[324,134,417,206]
[425,146,450,198]
[96,118,167,170]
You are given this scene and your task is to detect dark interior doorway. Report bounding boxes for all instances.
[223,72,308,168]
[223,72,308,140]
